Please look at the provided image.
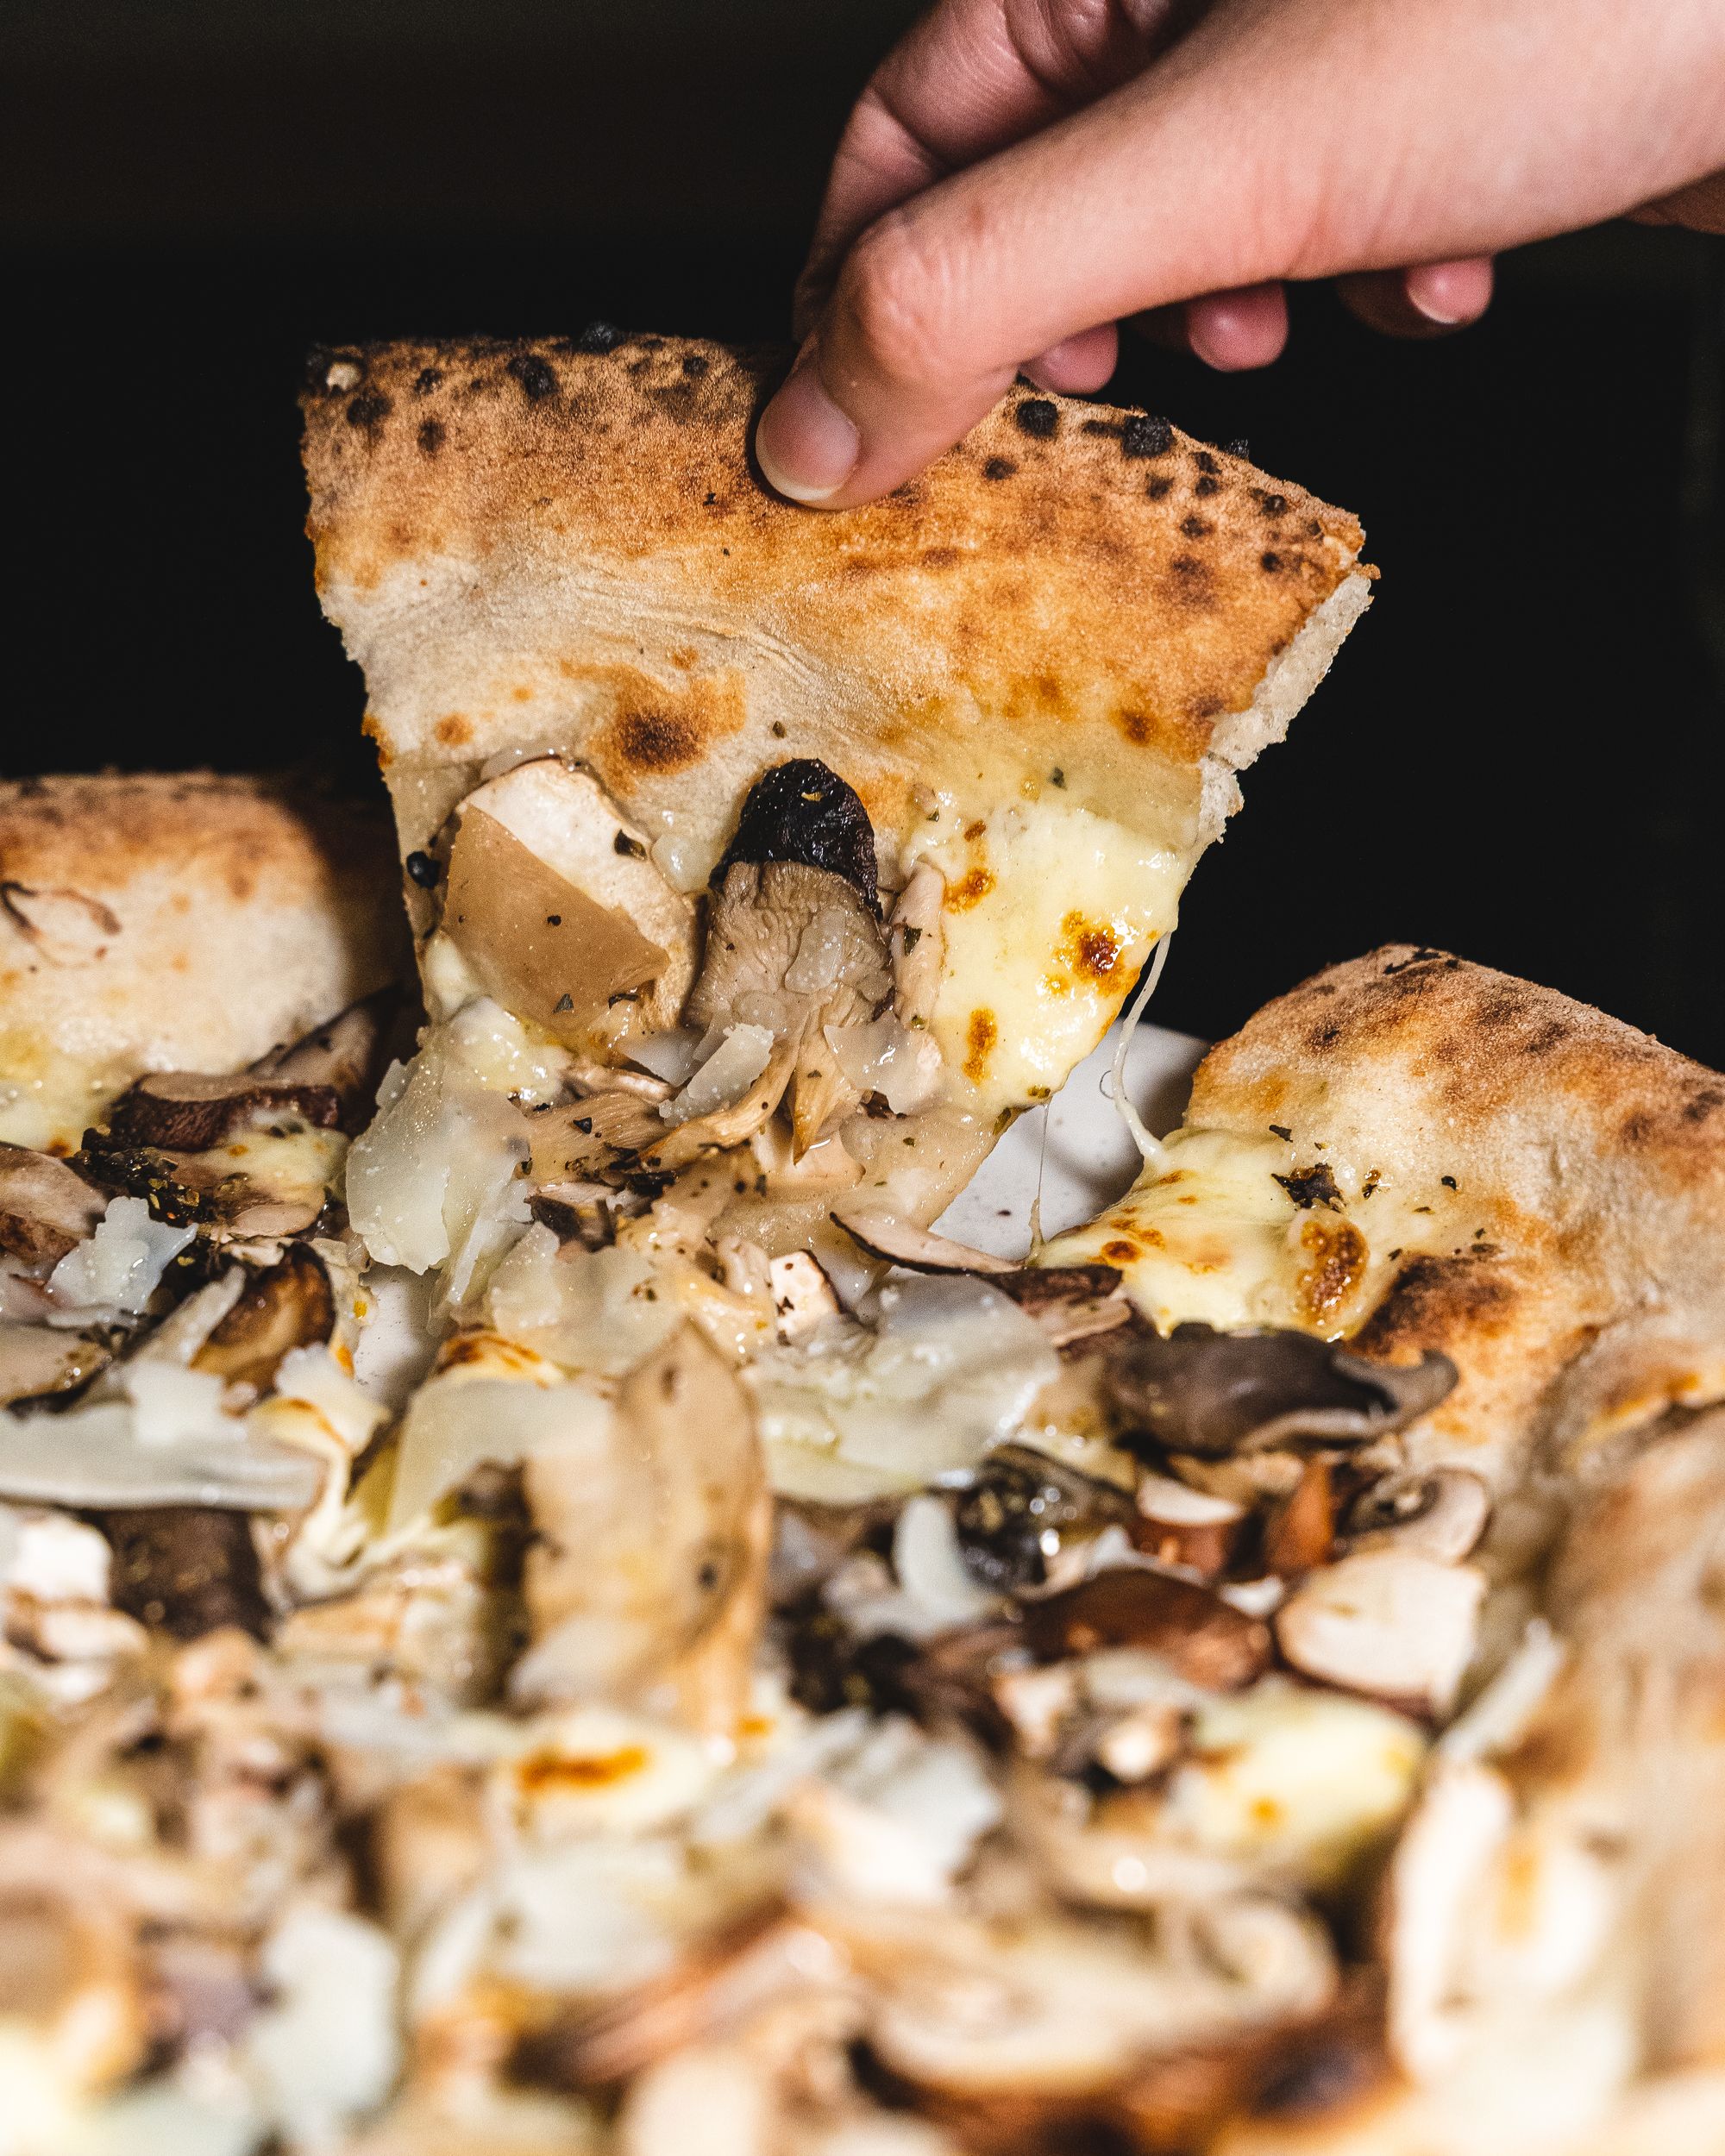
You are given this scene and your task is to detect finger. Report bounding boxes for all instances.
[1020,323,1121,395]
[1338,257,1495,336]
[796,0,1194,332]
[762,0,1725,506]
[1185,283,1290,370]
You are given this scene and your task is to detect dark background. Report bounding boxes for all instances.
[6,2,1722,1059]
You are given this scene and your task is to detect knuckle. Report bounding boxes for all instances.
[837,211,959,386]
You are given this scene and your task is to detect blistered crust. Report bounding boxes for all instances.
[1188,945,1725,1482]
[0,773,405,1150]
[300,332,1369,879]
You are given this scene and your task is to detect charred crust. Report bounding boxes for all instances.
[1194,474,1221,498]
[411,366,443,395]
[1222,437,1250,458]
[404,849,441,888]
[982,455,1017,480]
[1013,397,1059,439]
[1122,412,1173,458]
[506,354,559,401]
[1193,449,1221,474]
[1145,475,1174,500]
[711,758,880,913]
[416,417,445,457]
[1273,1163,1344,1211]
[346,391,392,431]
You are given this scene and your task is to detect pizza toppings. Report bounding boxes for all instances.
[1273,1549,1486,1715]
[710,757,881,913]
[0,1143,108,1273]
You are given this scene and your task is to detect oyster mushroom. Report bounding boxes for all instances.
[832,1210,1019,1277]
[1345,1466,1491,1564]
[1103,1324,1456,1460]
[888,862,944,1034]
[0,1144,106,1273]
[0,1321,109,1407]
[950,1445,1137,1595]
[833,1213,1129,1348]
[692,762,892,1155]
[1273,1549,1486,1716]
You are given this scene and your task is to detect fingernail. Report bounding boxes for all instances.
[756,356,860,505]
[1404,262,1488,326]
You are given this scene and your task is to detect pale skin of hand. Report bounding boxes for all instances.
[755,0,1725,506]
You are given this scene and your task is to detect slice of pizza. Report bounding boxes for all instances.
[300,331,1371,1299]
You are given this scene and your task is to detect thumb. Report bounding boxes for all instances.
[756,0,1725,508]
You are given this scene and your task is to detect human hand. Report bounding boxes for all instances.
[756,0,1725,505]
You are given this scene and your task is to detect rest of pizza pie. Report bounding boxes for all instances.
[0,335,1719,2156]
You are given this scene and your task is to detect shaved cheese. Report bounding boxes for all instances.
[244,1903,400,2148]
[487,1227,681,1376]
[750,1277,1058,1497]
[826,1013,943,1114]
[659,1024,775,1125]
[47,1197,193,1316]
[387,1364,611,1532]
[893,1495,1000,1627]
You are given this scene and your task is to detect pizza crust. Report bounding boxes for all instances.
[0,773,405,1150]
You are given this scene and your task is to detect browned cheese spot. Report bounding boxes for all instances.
[435,713,474,748]
[1295,1217,1368,1327]
[516,1745,649,1794]
[964,1009,998,1083]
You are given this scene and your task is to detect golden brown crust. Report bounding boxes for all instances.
[300,333,1369,887]
[1188,945,1725,1484]
[0,773,405,1150]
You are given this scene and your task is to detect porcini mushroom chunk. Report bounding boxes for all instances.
[1346,1467,1491,1564]
[1274,1550,1485,1717]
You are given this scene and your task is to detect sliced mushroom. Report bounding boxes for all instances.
[1273,1550,1485,1717]
[1345,1467,1491,1564]
[439,757,697,1042]
[77,1119,342,1242]
[514,1325,769,1733]
[529,1094,667,1182]
[0,1320,109,1406]
[832,1209,1019,1276]
[888,862,945,1033]
[97,1506,271,1640]
[0,1143,107,1272]
[1131,1475,1247,1581]
[191,1244,336,1391]
[634,1038,799,1175]
[1262,1457,1336,1577]
[1103,1324,1456,1460]
[251,987,402,1131]
[1023,1569,1271,1691]
[990,1266,1132,1350]
[951,1446,1137,1595]
[102,1069,344,1154]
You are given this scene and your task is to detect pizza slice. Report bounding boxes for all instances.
[300,331,1371,1297]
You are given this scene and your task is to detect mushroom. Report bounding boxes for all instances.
[1345,1467,1491,1564]
[950,1446,1137,1595]
[634,1038,800,1175]
[833,1209,1019,1277]
[514,1324,770,1734]
[692,763,892,1154]
[888,862,945,1034]
[991,1267,1132,1350]
[1102,1324,1456,1460]
[246,986,402,1131]
[1261,1457,1336,1577]
[0,1321,109,1407]
[528,1093,667,1182]
[1131,1475,1248,1581]
[437,757,697,1044]
[0,1143,107,1273]
[97,1506,271,1640]
[191,1244,336,1391]
[1022,1569,1271,1691]
[1273,1550,1486,1716]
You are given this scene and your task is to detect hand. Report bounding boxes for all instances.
[756,0,1725,505]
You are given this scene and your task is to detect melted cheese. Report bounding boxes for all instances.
[1044,1123,1464,1338]
[909,799,1186,1114]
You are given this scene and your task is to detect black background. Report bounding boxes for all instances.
[5,3,1722,1059]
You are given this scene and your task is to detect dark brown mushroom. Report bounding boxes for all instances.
[710,759,880,912]
[1021,1569,1270,1689]
[1101,1324,1456,1461]
[992,1266,1134,1349]
[952,1446,1137,1595]
[97,1506,271,1639]
[102,1073,343,1155]
[0,1144,107,1273]
[191,1244,336,1391]
[72,1138,332,1242]
[250,987,402,1132]
[1262,1457,1336,1577]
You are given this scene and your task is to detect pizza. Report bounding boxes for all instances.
[0,332,1718,2154]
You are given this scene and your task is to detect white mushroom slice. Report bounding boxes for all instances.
[1275,1548,1486,1716]
[831,1209,1019,1275]
[768,1250,840,1342]
[443,757,697,1042]
[1346,1465,1492,1564]
[1133,1473,1246,1579]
